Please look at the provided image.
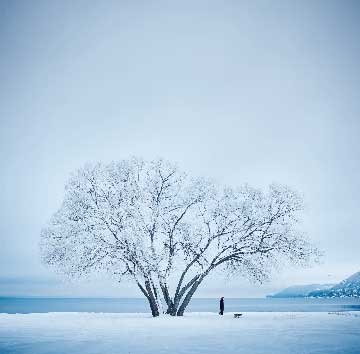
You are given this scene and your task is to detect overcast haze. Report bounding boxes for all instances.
[0,0,359,297]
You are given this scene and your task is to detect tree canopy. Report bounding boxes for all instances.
[41,158,318,316]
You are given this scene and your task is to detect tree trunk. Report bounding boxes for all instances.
[146,281,160,317]
[143,280,160,317]
[176,280,201,316]
[165,302,177,316]
[147,295,160,317]
[158,281,178,316]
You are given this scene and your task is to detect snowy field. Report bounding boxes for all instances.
[0,312,359,354]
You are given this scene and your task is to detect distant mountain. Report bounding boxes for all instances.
[267,284,334,298]
[309,271,360,298]
[268,271,360,298]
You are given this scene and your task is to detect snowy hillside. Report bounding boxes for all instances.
[309,271,360,298]
[268,284,334,298]
[269,271,360,298]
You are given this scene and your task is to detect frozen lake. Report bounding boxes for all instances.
[1,297,360,314]
[0,311,359,354]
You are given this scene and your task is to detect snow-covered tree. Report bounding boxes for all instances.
[40,158,318,316]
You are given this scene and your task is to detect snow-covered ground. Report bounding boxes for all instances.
[0,312,359,354]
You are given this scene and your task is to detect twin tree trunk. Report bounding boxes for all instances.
[138,278,202,317]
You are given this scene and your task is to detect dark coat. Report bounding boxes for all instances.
[220,298,224,311]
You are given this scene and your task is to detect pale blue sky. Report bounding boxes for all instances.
[0,0,359,297]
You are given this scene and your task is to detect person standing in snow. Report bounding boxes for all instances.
[219,297,224,315]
